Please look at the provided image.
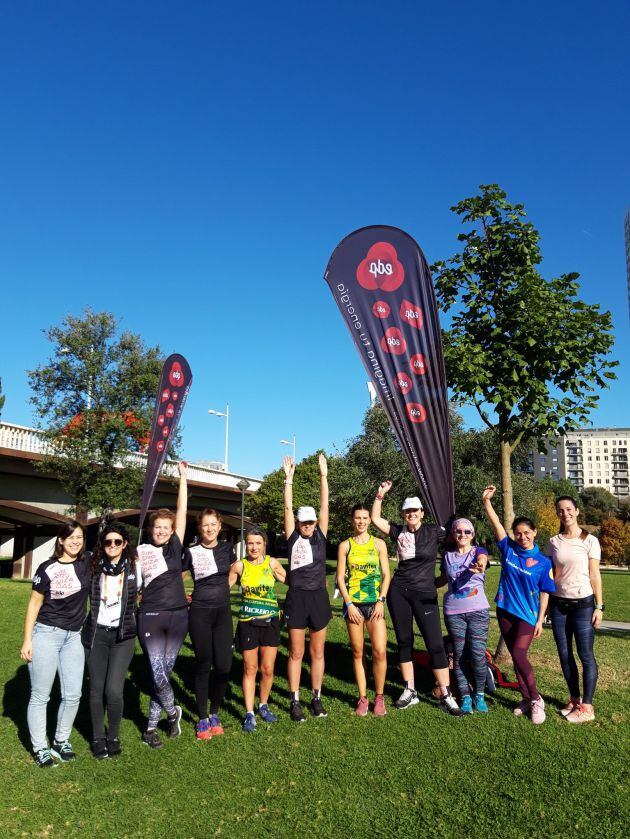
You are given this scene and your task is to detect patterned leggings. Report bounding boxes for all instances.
[138,609,189,729]
[444,608,490,696]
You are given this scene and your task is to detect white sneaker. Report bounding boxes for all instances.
[531,696,546,724]
[440,693,464,717]
[395,688,419,710]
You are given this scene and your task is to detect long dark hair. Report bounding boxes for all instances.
[52,520,86,561]
[91,522,137,576]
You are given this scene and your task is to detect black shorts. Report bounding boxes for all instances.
[284,588,332,631]
[343,601,377,621]
[236,618,280,651]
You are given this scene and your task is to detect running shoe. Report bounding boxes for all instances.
[460,695,473,714]
[440,694,464,717]
[290,700,306,723]
[258,704,278,723]
[142,729,164,749]
[242,712,257,733]
[395,688,419,710]
[355,696,369,717]
[530,696,546,724]
[34,748,56,768]
[195,718,212,741]
[310,696,328,718]
[473,694,489,714]
[208,714,224,735]
[167,705,182,739]
[91,739,109,760]
[566,703,595,724]
[513,699,530,717]
[107,737,122,757]
[373,694,387,717]
[560,698,581,717]
[51,740,76,761]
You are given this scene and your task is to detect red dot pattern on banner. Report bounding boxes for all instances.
[156,440,165,452]
[169,362,183,388]
[153,360,188,452]
[381,327,407,355]
[394,372,413,394]
[356,242,405,292]
[172,391,179,401]
[410,354,428,376]
[161,389,170,403]
[166,404,175,419]
[406,402,427,424]
[157,415,165,426]
[372,300,390,319]
[400,299,424,329]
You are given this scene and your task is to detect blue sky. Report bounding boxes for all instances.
[1,1,629,478]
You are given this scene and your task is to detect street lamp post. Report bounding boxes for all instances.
[280,435,296,463]
[236,478,251,560]
[208,402,230,471]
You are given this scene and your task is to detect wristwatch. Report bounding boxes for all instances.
[378,596,386,604]
[594,603,605,612]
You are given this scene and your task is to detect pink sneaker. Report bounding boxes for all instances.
[566,703,595,723]
[373,694,387,717]
[560,698,581,717]
[530,696,546,724]
[513,699,530,717]
[355,696,369,717]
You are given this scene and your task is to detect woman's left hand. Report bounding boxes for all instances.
[592,609,603,629]
[318,453,328,477]
[178,461,188,478]
[370,601,385,622]
[533,620,544,639]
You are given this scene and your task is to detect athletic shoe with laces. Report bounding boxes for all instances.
[107,737,122,757]
[208,714,224,735]
[355,696,369,717]
[440,693,464,717]
[91,738,109,760]
[34,748,56,768]
[142,729,164,749]
[167,705,182,739]
[290,699,306,723]
[373,694,387,717]
[258,704,278,723]
[560,698,581,717]
[460,695,473,714]
[51,740,76,761]
[310,696,328,718]
[530,696,546,724]
[513,699,530,717]
[395,687,419,710]
[242,712,257,733]
[195,718,212,741]
[473,694,489,713]
[566,703,595,723]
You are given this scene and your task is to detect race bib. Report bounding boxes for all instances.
[189,545,218,580]
[48,563,81,599]
[290,537,314,571]
[397,531,416,561]
[137,544,168,587]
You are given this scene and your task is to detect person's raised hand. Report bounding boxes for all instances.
[283,456,295,479]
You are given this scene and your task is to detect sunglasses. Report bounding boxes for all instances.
[103,538,124,547]
[455,529,473,536]
[404,509,421,514]
[300,521,316,526]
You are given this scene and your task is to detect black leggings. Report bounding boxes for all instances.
[86,628,135,741]
[138,608,188,730]
[387,584,448,669]
[188,603,234,718]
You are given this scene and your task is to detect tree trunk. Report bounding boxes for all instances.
[494,439,514,662]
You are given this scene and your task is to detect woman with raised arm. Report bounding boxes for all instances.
[229,528,286,733]
[371,481,462,716]
[283,453,332,723]
[481,485,555,724]
[136,461,189,749]
[546,496,603,723]
[337,504,391,716]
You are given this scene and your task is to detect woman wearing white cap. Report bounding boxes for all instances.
[372,482,462,715]
[283,453,331,722]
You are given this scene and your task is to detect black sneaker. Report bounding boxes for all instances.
[107,737,121,758]
[394,688,419,710]
[167,705,182,739]
[310,696,328,718]
[290,699,306,723]
[34,748,56,768]
[51,740,76,761]
[440,693,464,717]
[91,739,109,760]
[142,729,164,749]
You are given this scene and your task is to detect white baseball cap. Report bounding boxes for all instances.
[297,506,317,522]
[402,497,423,511]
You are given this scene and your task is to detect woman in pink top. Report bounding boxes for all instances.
[546,496,604,723]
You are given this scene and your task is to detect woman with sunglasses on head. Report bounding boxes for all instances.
[136,461,189,749]
[283,453,332,723]
[371,482,462,716]
[336,504,391,716]
[20,520,90,767]
[482,485,555,724]
[435,519,490,714]
[82,523,140,759]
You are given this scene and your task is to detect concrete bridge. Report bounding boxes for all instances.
[0,421,261,579]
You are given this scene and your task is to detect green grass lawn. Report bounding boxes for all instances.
[1,573,629,839]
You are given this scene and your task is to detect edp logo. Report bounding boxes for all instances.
[369,259,393,277]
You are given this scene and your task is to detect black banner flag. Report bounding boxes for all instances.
[324,226,454,525]
[139,353,192,531]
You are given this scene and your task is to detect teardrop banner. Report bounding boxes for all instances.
[139,353,193,531]
[324,226,454,525]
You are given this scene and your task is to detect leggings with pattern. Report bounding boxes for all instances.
[138,608,188,729]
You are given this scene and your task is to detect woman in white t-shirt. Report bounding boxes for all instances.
[546,496,604,723]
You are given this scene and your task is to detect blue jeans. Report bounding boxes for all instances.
[550,596,598,704]
[27,622,85,752]
[444,609,490,696]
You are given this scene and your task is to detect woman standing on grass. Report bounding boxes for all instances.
[546,496,603,723]
[229,528,286,733]
[20,520,90,767]
[82,523,139,759]
[435,518,490,714]
[371,482,462,716]
[136,461,189,749]
[336,504,391,716]
[481,485,555,724]
[283,453,331,722]
[184,508,236,740]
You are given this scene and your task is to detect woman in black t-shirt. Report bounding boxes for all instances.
[184,508,236,739]
[137,461,189,749]
[20,520,91,767]
[372,481,462,716]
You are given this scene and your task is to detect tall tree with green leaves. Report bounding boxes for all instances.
[432,184,617,531]
[28,308,164,522]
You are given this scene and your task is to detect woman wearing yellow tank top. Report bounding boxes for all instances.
[229,528,286,733]
[336,504,391,717]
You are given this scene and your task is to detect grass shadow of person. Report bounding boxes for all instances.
[2,662,33,753]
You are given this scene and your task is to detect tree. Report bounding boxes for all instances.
[579,486,619,526]
[432,184,618,532]
[599,517,630,566]
[28,309,164,522]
